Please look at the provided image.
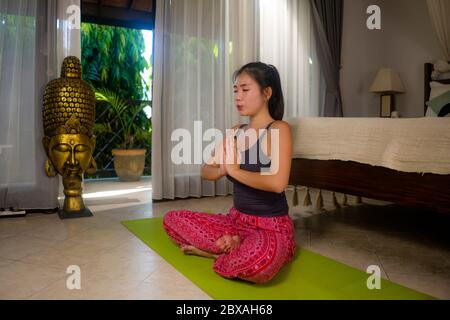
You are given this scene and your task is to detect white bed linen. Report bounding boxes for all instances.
[286,117,450,175]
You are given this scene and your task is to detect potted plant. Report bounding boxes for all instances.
[94,88,151,181]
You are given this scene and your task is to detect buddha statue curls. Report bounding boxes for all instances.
[42,56,96,219]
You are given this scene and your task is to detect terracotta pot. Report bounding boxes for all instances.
[112,149,146,181]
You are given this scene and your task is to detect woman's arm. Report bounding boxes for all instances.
[226,121,292,193]
[200,163,226,181]
[201,143,226,181]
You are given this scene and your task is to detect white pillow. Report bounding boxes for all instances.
[425,107,435,117]
[434,59,450,73]
[426,84,450,117]
[430,81,450,100]
[436,72,450,81]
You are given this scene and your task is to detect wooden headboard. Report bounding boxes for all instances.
[424,62,450,115]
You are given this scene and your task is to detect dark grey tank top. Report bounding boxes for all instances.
[226,121,289,217]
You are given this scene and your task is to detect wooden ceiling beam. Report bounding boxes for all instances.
[81,1,155,30]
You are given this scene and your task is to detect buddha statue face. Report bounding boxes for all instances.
[43,134,96,177]
[42,56,96,218]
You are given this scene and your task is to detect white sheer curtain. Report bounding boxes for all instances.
[427,0,450,60]
[260,0,323,118]
[0,0,80,209]
[152,0,259,200]
[152,0,322,200]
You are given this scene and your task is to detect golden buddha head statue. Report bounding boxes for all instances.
[42,56,96,218]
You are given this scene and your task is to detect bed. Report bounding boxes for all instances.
[288,63,450,214]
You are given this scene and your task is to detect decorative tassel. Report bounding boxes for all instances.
[316,189,324,209]
[303,187,312,206]
[342,194,348,206]
[292,185,299,207]
[332,192,341,209]
[355,196,362,204]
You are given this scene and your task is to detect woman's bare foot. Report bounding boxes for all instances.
[215,234,241,253]
[181,245,218,259]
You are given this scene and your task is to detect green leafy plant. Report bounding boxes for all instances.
[93,88,152,150]
[80,22,152,176]
[81,23,149,101]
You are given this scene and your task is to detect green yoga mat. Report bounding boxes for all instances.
[121,218,435,300]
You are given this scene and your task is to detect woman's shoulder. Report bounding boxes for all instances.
[269,120,291,131]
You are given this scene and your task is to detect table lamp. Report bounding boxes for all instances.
[370,68,405,117]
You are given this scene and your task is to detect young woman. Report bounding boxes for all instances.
[163,62,295,284]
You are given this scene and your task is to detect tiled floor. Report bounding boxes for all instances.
[0,177,449,299]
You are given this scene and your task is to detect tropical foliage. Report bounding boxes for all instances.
[81,23,150,100]
[81,23,152,177]
[94,88,151,150]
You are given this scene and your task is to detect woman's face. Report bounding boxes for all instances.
[233,72,270,117]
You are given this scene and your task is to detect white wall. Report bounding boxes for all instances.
[340,0,442,118]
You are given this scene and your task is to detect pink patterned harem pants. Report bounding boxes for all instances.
[163,207,296,284]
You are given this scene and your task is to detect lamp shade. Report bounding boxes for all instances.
[369,68,405,93]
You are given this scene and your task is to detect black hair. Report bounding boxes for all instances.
[232,62,284,120]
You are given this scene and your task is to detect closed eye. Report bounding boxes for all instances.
[75,145,89,152]
[53,144,71,152]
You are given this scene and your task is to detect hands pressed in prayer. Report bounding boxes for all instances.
[208,130,240,178]
[223,133,242,175]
